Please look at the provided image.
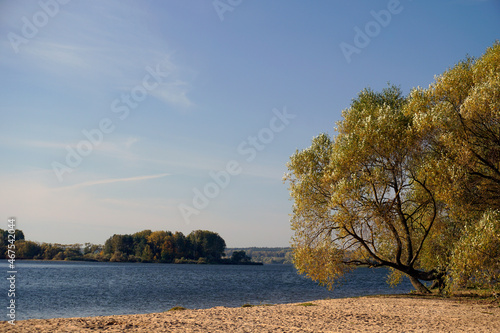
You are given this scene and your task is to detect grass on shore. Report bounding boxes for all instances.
[168,306,187,311]
[367,288,499,307]
[172,289,498,313]
[241,303,275,308]
[296,302,317,307]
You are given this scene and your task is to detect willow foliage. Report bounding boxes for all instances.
[448,209,500,289]
[408,42,500,290]
[286,42,500,292]
[286,86,441,292]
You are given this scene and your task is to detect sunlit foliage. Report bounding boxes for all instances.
[408,43,500,214]
[286,86,441,292]
[286,42,500,293]
[408,42,500,291]
[448,209,500,290]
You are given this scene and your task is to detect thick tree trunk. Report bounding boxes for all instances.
[429,276,446,292]
[409,276,431,293]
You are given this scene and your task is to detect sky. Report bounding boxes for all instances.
[0,0,499,247]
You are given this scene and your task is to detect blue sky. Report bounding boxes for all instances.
[1,0,499,247]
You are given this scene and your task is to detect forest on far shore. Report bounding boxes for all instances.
[225,248,292,264]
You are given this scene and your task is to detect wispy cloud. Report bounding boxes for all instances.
[17,140,69,149]
[124,137,139,148]
[23,40,90,70]
[1,1,195,109]
[15,137,137,153]
[149,82,193,108]
[54,173,170,191]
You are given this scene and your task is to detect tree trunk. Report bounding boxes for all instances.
[429,276,445,292]
[409,276,431,293]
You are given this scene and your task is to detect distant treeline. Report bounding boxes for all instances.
[226,247,293,264]
[0,229,261,265]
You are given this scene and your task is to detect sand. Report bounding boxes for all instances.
[2,295,499,332]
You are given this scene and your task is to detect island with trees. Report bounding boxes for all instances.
[0,229,261,265]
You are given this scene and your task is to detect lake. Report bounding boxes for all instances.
[3,261,414,320]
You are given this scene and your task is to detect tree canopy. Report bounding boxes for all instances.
[103,229,226,263]
[285,42,500,293]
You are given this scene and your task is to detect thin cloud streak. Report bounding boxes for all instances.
[53,173,171,191]
[149,82,193,108]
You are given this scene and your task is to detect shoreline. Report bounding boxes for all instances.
[11,258,264,265]
[3,294,499,332]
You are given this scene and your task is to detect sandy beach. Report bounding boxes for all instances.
[3,295,499,332]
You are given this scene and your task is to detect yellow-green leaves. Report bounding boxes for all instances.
[293,244,350,290]
[286,43,500,293]
[408,42,500,212]
[286,85,440,291]
[405,43,500,291]
[448,210,500,290]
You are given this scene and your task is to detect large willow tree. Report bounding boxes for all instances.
[286,43,500,293]
[286,86,442,293]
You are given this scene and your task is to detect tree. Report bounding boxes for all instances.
[407,43,500,213]
[141,245,154,262]
[285,86,443,292]
[173,232,191,259]
[231,250,251,263]
[103,234,134,257]
[147,231,172,260]
[406,42,500,290]
[160,235,176,262]
[63,244,82,259]
[187,230,226,262]
[41,243,64,260]
[16,241,42,259]
[132,230,151,258]
[448,209,500,289]
[0,229,25,259]
[286,43,500,293]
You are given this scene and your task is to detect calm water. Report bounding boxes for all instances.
[3,261,413,320]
